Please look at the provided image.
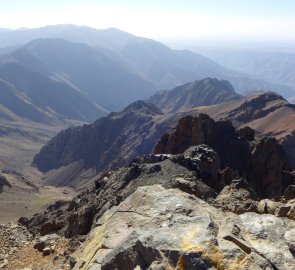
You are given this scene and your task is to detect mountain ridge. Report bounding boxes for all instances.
[0,24,294,97]
[33,84,295,187]
[148,78,241,113]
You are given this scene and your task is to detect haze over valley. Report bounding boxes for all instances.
[0,1,295,269]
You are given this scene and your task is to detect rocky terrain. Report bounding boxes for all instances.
[148,78,241,113]
[1,24,295,270]
[0,168,74,224]
[74,186,295,270]
[0,223,72,270]
[2,114,293,269]
[33,88,295,188]
[0,223,32,269]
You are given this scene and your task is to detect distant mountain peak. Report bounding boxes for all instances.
[122,100,163,116]
[252,91,285,101]
[148,78,241,113]
[239,91,287,110]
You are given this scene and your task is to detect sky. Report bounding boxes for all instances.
[0,0,295,43]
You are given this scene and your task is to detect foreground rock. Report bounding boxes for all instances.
[73,185,295,270]
[22,148,219,238]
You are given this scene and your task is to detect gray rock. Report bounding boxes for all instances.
[72,185,295,270]
[34,233,59,252]
[216,179,258,214]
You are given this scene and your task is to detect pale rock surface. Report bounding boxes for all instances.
[73,185,295,270]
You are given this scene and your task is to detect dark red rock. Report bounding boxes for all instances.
[154,114,291,198]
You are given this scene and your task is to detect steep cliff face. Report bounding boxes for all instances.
[281,131,295,167]
[155,114,291,198]
[33,101,164,175]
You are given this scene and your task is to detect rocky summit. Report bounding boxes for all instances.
[4,114,293,269]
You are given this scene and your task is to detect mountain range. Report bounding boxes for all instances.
[0,25,294,128]
[33,78,295,188]
[205,50,295,91]
[0,25,294,189]
[1,25,295,269]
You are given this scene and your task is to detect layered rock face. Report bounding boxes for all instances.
[155,114,292,198]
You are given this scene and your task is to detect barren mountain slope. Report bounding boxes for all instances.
[33,91,295,188]
[148,78,241,113]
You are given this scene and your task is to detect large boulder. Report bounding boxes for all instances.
[72,185,295,270]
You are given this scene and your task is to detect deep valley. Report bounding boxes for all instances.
[0,22,295,270]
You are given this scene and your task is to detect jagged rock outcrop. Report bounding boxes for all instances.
[155,114,293,198]
[191,92,295,167]
[148,78,241,113]
[18,139,295,269]
[281,131,295,167]
[24,148,221,238]
[73,185,295,270]
[23,139,295,241]
[24,115,295,245]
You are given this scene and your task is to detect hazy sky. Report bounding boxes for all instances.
[1,0,295,42]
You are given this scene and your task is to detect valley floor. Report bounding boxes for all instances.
[0,121,76,223]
